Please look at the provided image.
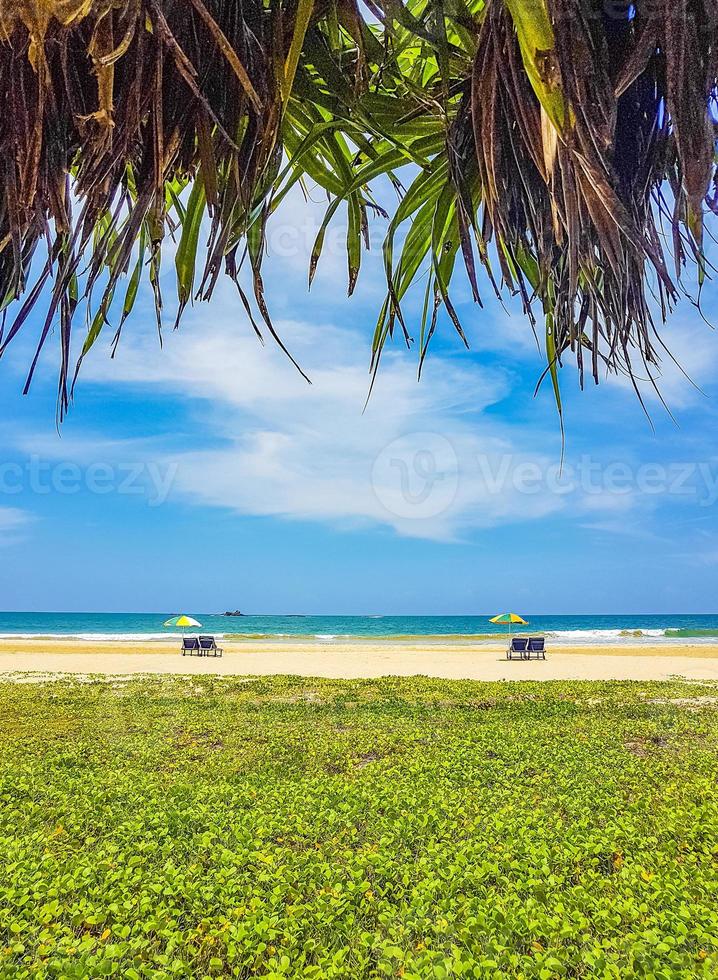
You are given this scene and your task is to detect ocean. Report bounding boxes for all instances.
[1,612,718,645]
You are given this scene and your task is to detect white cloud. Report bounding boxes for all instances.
[595,314,718,410]
[579,520,658,539]
[16,214,713,543]
[70,291,718,541]
[578,491,636,514]
[75,296,576,540]
[463,294,718,412]
[0,507,32,543]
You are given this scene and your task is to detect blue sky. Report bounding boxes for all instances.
[2,185,718,614]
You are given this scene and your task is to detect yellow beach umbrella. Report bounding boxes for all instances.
[489,612,528,638]
[163,615,202,639]
[164,615,202,629]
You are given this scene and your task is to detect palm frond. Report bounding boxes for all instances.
[0,0,716,415]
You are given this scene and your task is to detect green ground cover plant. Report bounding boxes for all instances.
[1,674,717,979]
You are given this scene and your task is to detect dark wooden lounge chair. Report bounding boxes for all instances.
[182,637,200,656]
[527,636,546,660]
[199,635,223,657]
[507,637,528,660]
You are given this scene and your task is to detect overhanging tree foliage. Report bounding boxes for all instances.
[0,0,716,417]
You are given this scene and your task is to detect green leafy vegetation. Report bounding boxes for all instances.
[1,2,717,412]
[1,675,718,977]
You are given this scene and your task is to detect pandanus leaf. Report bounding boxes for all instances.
[503,0,567,130]
[0,0,716,423]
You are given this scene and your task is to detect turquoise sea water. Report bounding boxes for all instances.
[1,612,718,644]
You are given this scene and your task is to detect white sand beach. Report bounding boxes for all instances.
[1,638,718,682]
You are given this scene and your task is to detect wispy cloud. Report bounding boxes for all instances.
[601,314,718,410]
[8,196,715,545]
[55,280,714,543]
[0,507,33,544]
[73,297,577,539]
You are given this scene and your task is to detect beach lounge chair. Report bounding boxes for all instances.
[507,637,528,660]
[527,637,546,660]
[199,635,223,657]
[181,637,200,656]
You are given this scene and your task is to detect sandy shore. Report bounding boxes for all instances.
[0,638,718,682]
